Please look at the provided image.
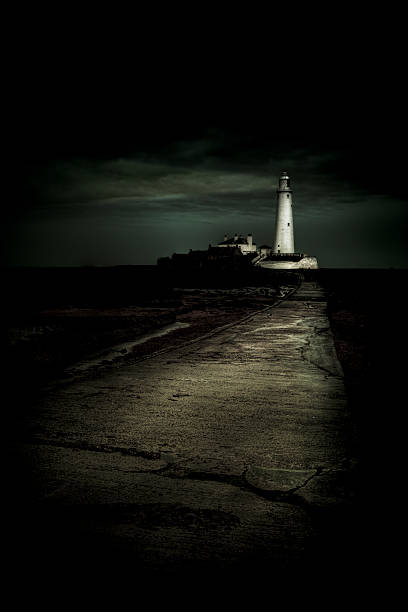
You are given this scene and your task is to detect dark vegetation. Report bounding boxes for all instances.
[320,268,408,549]
[320,268,407,425]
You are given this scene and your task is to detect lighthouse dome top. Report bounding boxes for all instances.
[281,171,289,178]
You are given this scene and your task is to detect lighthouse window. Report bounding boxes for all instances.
[287,194,290,198]
[288,223,290,226]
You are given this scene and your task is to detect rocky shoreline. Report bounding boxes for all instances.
[4,267,406,404]
[3,269,298,391]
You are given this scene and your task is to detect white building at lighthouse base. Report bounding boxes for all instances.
[257,255,319,270]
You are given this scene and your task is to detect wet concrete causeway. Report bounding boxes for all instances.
[22,279,358,576]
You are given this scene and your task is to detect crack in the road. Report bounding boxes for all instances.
[243,465,324,504]
[29,436,332,509]
[299,324,343,378]
[29,435,355,535]
[149,463,326,509]
[28,436,344,508]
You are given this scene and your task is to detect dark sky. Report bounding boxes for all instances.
[5,11,407,268]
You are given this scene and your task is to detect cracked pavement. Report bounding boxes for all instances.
[12,279,359,580]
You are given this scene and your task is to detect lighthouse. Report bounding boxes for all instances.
[256,170,318,268]
[273,171,295,254]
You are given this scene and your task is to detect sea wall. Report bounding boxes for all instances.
[259,256,319,270]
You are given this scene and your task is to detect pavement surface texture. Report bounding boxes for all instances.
[9,278,362,594]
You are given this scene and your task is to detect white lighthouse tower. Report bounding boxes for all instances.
[273,171,294,254]
[256,170,318,269]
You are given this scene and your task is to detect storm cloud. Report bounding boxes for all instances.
[6,129,408,268]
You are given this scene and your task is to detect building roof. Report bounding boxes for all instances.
[208,246,242,256]
[218,235,250,246]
